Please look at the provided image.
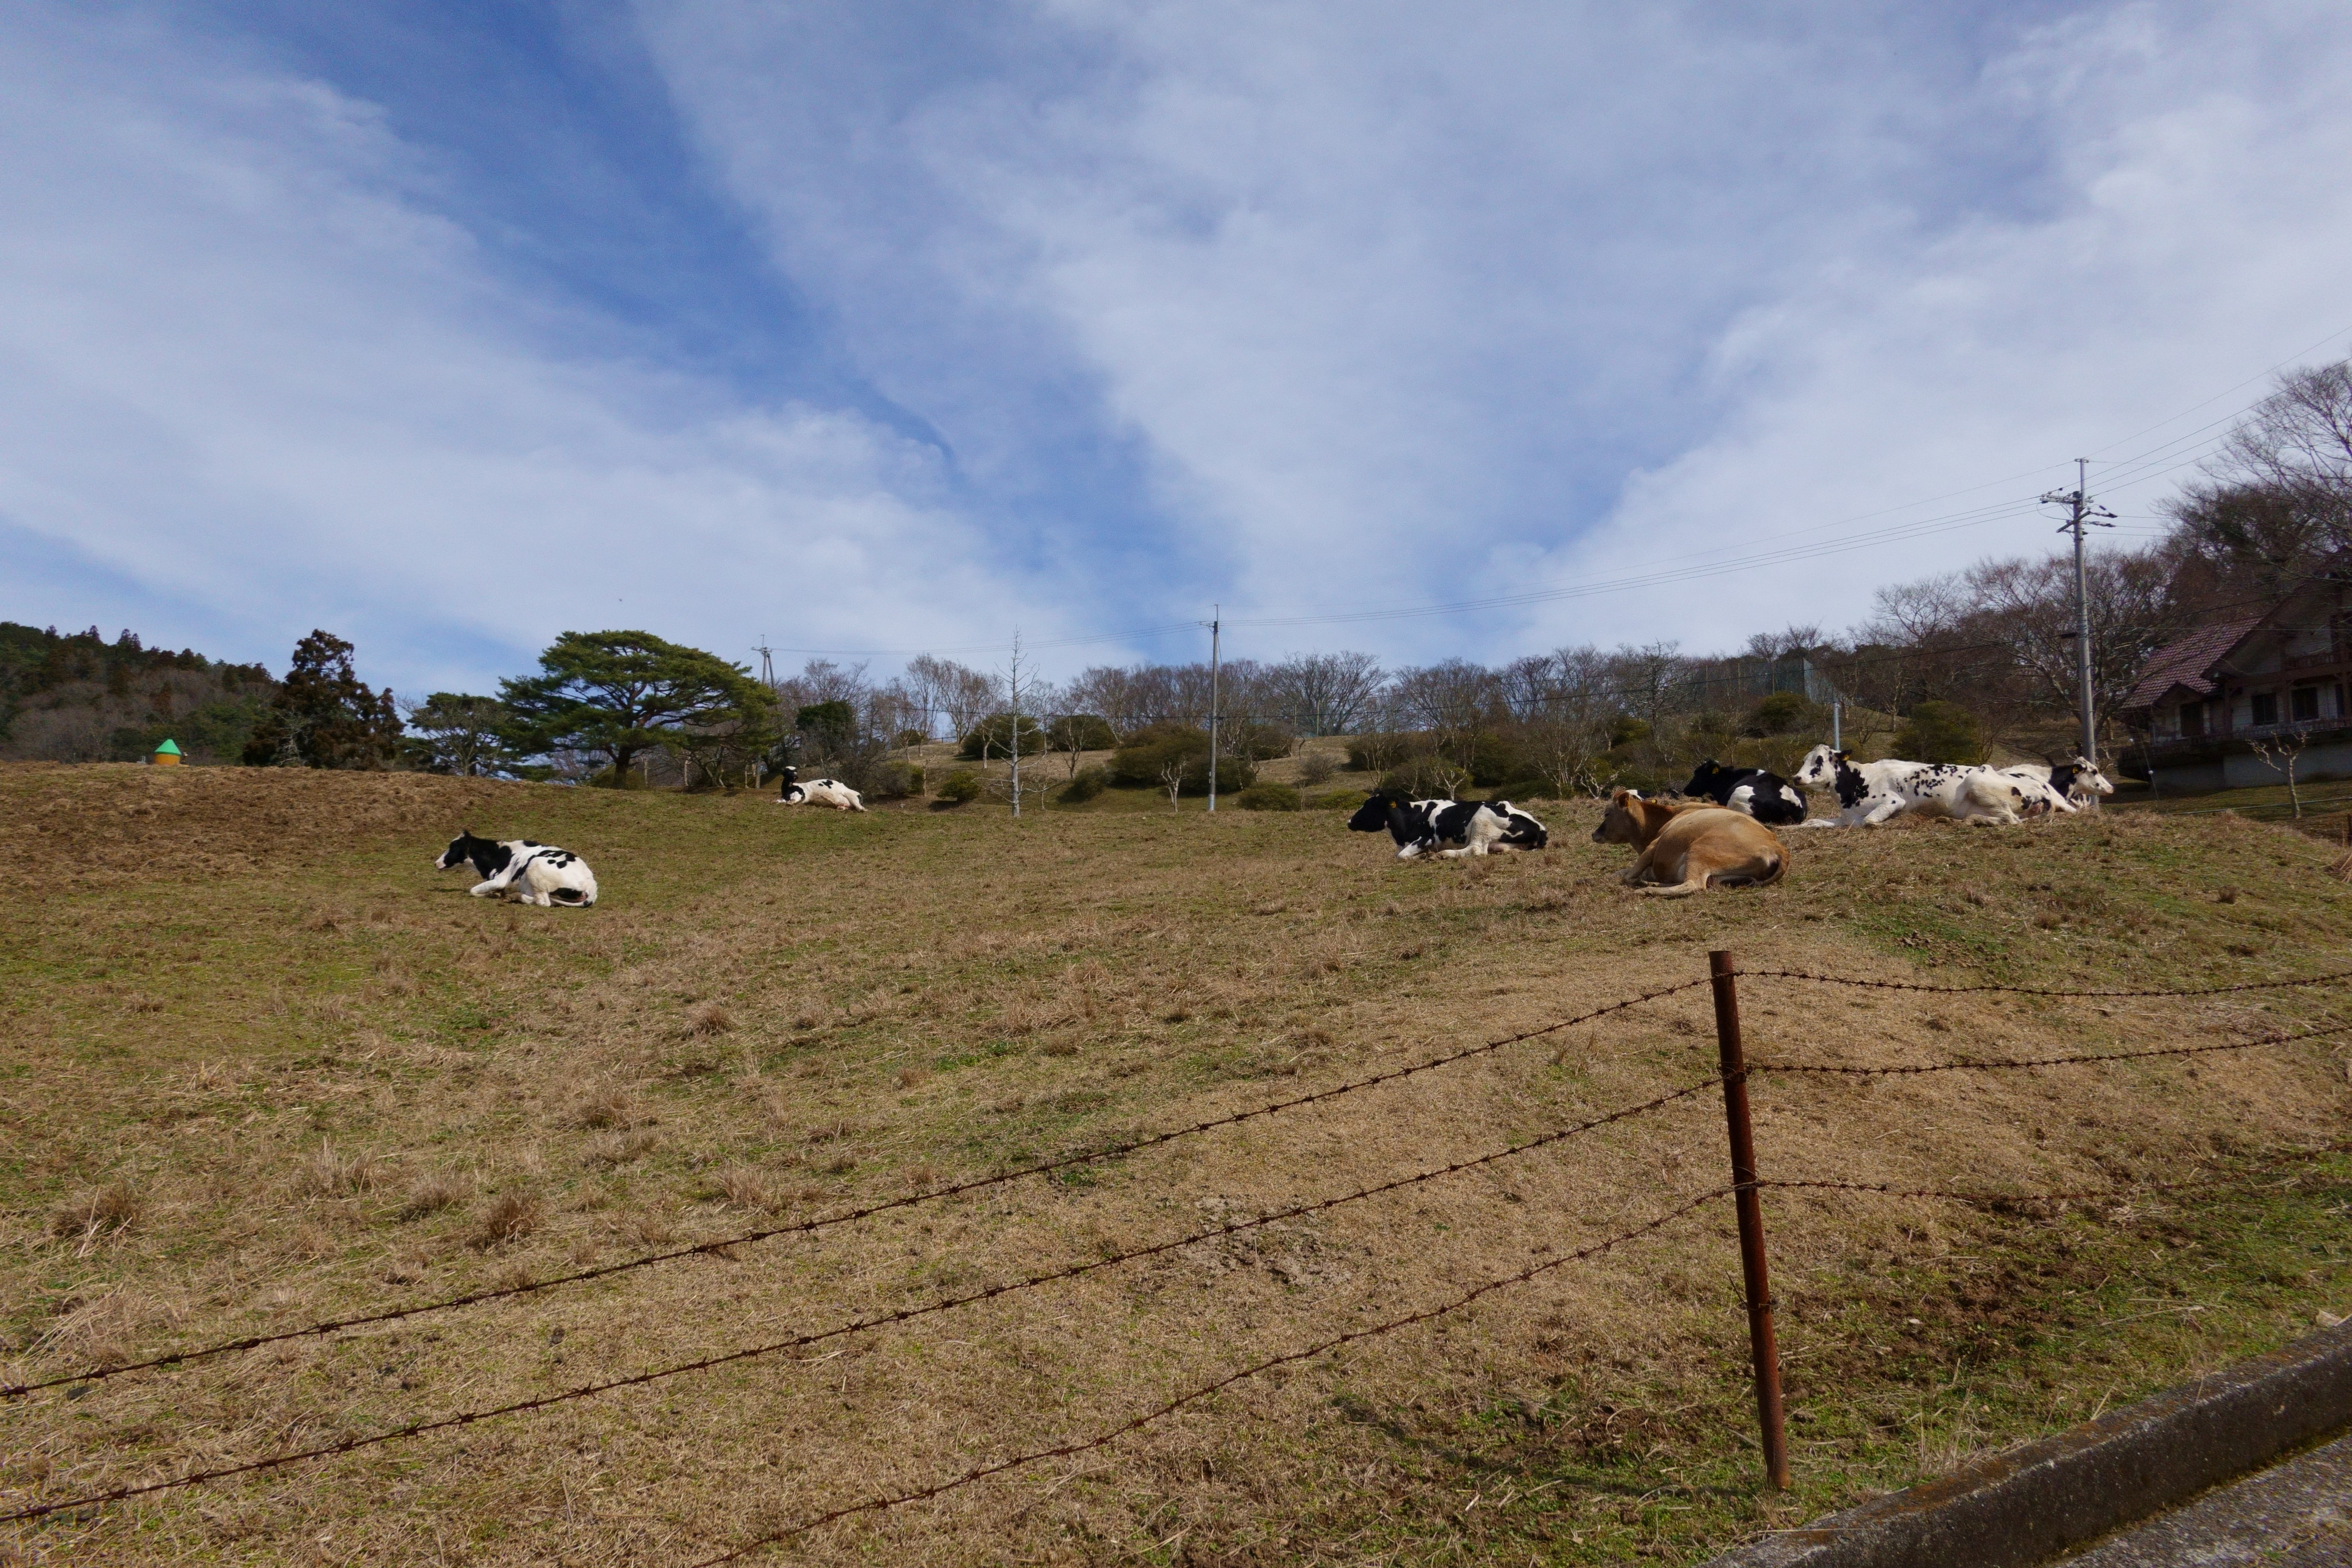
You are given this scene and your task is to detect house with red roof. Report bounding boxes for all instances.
[2120,567,2352,791]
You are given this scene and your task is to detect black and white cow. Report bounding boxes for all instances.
[774,765,866,812]
[436,830,599,907]
[1347,791,1547,859]
[1677,760,1807,826]
[1789,745,2048,828]
[2000,756,2116,810]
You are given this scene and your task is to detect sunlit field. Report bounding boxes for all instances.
[3,762,2348,1565]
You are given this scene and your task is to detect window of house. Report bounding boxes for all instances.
[2252,691,2280,726]
[2293,685,2320,722]
[2179,700,2204,736]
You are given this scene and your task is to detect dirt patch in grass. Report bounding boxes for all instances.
[0,770,2347,1563]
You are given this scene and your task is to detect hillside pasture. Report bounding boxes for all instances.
[2,763,2349,1565]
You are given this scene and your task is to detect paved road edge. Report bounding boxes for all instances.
[1702,1317,2352,1568]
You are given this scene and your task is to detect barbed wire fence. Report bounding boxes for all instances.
[3,955,2347,1557]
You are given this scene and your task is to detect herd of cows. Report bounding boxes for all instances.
[433,745,2118,905]
[1344,744,2116,896]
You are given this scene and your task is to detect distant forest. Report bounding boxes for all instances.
[0,624,276,765]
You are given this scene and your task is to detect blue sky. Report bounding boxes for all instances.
[3,1,2349,695]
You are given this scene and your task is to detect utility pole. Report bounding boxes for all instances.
[2040,458,2116,779]
[1006,629,1026,820]
[753,639,775,689]
[1204,606,1221,813]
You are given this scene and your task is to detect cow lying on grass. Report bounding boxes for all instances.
[1678,760,1807,825]
[775,766,866,812]
[1591,792,1786,897]
[1347,791,1549,859]
[1790,745,2051,827]
[436,831,599,907]
[2001,755,2115,810]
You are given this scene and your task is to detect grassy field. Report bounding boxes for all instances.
[2,763,2349,1566]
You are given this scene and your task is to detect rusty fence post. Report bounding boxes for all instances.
[1710,948,1790,1490]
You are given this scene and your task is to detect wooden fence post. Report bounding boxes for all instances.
[1709,948,1790,1489]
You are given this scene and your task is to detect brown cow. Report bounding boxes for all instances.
[1590,791,1787,897]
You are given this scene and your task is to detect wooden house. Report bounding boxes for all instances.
[2120,569,2352,791]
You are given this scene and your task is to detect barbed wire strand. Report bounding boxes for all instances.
[1751,1017,2352,1077]
[1757,1142,2352,1207]
[681,1187,1732,1567]
[1741,966,2352,999]
[1,977,1711,1401]
[0,1079,1724,1524]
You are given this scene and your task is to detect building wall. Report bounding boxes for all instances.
[2155,741,2352,792]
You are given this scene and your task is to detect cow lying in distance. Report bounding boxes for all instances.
[1591,792,1786,897]
[1678,760,1807,825]
[2000,755,2115,810]
[775,766,866,812]
[1790,745,2046,827]
[1347,791,1548,859]
[436,830,599,907]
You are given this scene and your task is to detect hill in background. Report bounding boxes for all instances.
[0,623,275,765]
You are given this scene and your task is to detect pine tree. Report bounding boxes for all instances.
[242,630,402,769]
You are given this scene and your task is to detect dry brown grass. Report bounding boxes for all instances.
[294,1140,387,1198]
[470,1191,544,1249]
[398,1174,469,1218]
[48,1183,137,1240]
[2,767,2349,1565]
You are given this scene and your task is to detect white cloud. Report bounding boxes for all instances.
[0,5,1029,693]
[645,0,2352,663]
[1551,2,2352,651]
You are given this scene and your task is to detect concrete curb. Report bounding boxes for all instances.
[1702,1318,2352,1567]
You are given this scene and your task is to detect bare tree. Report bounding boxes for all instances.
[1389,658,1499,754]
[1962,549,2195,745]
[1515,645,1620,797]
[905,654,995,743]
[2165,358,2352,598]
[1263,652,1385,736]
[1158,755,1185,811]
[2249,724,2315,817]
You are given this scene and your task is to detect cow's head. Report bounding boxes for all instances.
[2052,756,2115,800]
[1680,760,1737,799]
[1792,745,1843,787]
[1592,790,1674,848]
[436,830,505,876]
[1347,791,1406,834]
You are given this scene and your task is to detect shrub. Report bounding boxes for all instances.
[1296,750,1338,786]
[1237,783,1301,811]
[1380,754,1463,799]
[1109,723,1209,786]
[869,761,924,798]
[1229,721,1295,761]
[935,769,982,804]
[1045,714,1119,752]
[1059,765,1110,803]
[959,713,1048,760]
[1345,732,1428,772]
[1608,715,1651,749]
[1186,755,1256,795]
[1892,700,1985,764]
[1744,691,1822,736]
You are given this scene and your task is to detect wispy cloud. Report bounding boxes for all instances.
[0,5,1032,693]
